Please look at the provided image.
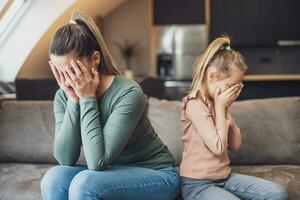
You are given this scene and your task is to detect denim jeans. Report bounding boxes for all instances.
[40,164,180,200]
[180,173,288,200]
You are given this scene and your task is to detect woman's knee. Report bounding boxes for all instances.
[69,170,100,200]
[41,166,65,192]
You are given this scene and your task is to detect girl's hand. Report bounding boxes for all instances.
[49,61,79,103]
[63,60,99,99]
[227,83,244,108]
[214,84,241,109]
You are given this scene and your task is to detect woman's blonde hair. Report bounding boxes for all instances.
[190,36,247,92]
[49,11,121,75]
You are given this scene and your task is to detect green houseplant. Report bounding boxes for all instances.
[115,40,135,79]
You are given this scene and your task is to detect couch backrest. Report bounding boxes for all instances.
[148,97,300,165]
[0,101,86,164]
[0,97,299,166]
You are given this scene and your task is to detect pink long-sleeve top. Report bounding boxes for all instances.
[179,89,241,180]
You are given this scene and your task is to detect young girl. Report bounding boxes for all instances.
[179,37,288,200]
[40,11,179,200]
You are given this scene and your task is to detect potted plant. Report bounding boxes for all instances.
[115,40,136,79]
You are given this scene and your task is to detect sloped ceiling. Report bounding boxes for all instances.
[0,0,127,81]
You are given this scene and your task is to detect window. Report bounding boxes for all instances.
[0,0,28,40]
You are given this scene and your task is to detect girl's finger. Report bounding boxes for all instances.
[76,60,91,78]
[70,60,83,77]
[227,85,239,97]
[236,86,243,98]
[224,84,239,95]
[214,85,221,97]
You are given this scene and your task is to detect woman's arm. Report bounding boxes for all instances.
[53,89,82,166]
[79,88,145,171]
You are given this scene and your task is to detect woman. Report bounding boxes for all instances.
[40,11,179,200]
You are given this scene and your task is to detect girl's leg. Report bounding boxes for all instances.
[223,173,288,200]
[180,177,240,200]
[68,166,180,200]
[40,165,87,200]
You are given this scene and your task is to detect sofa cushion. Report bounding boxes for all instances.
[229,97,300,165]
[0,163,53,200]
[148,97,184,166]
[0,101,86,164]
[232,165,300,200]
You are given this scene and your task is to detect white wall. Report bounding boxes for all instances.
[102,0,150,76]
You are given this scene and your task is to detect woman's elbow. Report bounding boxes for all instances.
[53,152,77,166]
[86,158,108,171]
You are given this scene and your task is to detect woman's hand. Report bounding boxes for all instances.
[49,61,79,103]
[214,84,242,109]
[63,60,100,99]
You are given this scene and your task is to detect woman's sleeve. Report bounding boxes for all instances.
[79,88,145,171]
[53,89,82,166]
[185,98,230,156]
[227,115,242,151]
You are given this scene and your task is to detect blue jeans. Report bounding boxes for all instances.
[40,164,180,200]
[180,173,288,200]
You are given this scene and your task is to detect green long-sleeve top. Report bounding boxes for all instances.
[53,75,175,171]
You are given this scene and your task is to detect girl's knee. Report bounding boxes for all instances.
[267,182,288,200]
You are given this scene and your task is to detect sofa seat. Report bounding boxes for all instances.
[232,165,300,199]
[1,163,300,200]
[0,163,53,200]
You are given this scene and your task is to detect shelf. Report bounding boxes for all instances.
[244,74,300,81]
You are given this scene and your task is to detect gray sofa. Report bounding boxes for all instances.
[0,96,299,200]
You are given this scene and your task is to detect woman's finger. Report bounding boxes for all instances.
[76,60,91,78]
[92,67,99,82]
[58,70,66,87]
[63,71,76,88]
[66,66,78,82]
[49,61,61,86]
[70,60,83,77]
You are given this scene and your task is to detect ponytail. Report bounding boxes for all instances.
[49,11,121,75]
[190,36,247,92]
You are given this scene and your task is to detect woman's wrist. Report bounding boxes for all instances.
[69,97,79,103]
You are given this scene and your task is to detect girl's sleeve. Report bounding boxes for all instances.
[79,88,145,171]
[227,115,242,151]
[53,89,82,166]
[185,98,230,156]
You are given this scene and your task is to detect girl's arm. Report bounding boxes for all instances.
[226,113,242,151]
[79,88,145,171]
[53,89,82,166]
[186,98,230,156]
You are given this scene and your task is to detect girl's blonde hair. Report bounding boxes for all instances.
[190,36,247,92]
[49,11,121,75]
